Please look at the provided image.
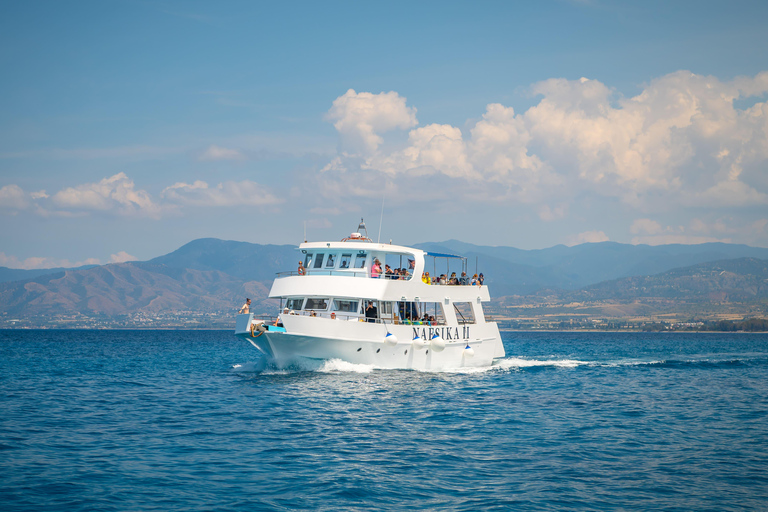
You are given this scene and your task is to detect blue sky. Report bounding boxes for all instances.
[1,0,768,268]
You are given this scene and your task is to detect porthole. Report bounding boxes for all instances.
[376,348,381,353]
[404,350,408,355]
[357,347,362,352]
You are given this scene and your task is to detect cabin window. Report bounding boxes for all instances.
[355,253,367,269]
[313,253,325,269]
[286,298,304,311]
[304,254,312,268]
[398,301,445,324]
[379,301,396,322]
[305,298,329,310]
[453,302,476,324]
[333,299,359,313]
[325,254,336,268]
[384,253,415,280]
[339,254,352,269]
[398,301,420,321]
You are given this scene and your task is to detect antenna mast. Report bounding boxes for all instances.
[377,194,385,243]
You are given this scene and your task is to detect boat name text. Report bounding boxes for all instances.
[413,326,469,341]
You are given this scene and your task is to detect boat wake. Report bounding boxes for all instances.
[232,357,375,375]
[232,354,768,376]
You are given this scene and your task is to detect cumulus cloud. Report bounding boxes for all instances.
[322,71,768,213]
[1,173,287,220]
[628,218,739,245]
[0,252,100,270]
[630,219,664,235]
[162,180,282,207]
[0,184,29,210]
[631,234,729,245]
[51,173,161,216]
[199,144,245,161]
[538,204,567,221]
[110,251,138,263]
[319,71,768,243]
[325,89,418,155]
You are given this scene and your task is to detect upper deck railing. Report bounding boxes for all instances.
[256,310,448,326]
[276,269,414,280]
[275,269,483,286]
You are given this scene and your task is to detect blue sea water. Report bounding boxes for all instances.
[1,330,767,511]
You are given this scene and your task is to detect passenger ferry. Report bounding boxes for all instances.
[234,220,505,369]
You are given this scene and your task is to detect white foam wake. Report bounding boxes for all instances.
[317,358,375,374]
[231,359,268,372]
[499,357,588,369]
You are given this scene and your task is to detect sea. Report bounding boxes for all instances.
[1,330,767,511]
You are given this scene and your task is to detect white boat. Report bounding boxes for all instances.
[234,220,505,370]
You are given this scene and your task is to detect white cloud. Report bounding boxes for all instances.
[691,180,768,207]
[51,172,161,216]
[630,234,729,245]
[325,89,418,155]
[369,123,475,178]
[0,252,100,270]
[323,70,768,214]
[162,180,282,207]
[630,218,664,235]
[30,190,48,200]
[110,251,138,263]
[538,204,567,221]
[199,144,245,161]
[0,184,29,210]
[565,230,610,246]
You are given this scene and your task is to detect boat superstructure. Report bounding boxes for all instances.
[234,221,505,369]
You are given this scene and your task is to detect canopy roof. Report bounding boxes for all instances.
[425,251,466,260]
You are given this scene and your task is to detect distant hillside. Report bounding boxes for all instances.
[0,265,98,284]
[571,257,768,302]
[416,240,768,295]
[2,238,768,327]
[0,261,271,318]
[148,238,297,281]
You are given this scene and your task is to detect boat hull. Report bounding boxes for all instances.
[235,314,505,370]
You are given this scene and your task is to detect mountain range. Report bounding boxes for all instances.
[1,238,767,326]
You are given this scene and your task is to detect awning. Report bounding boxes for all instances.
[425,251,465,259]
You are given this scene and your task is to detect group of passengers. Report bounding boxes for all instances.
[400,313,437,325]
[297,258,485,286]
[421,271,484,286]
[372,259,411,280]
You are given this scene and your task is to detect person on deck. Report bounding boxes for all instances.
[372,259,382,278]
[239,298,251,314]
[478,273,484,286]
[298,261,306,275]
[365,301,378,323]
[459,271,469,285]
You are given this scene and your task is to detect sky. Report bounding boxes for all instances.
[1,0,768,269]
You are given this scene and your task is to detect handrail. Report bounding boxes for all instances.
[276,269,414,281]
[278,309,445,326]
[275,269,485,286]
